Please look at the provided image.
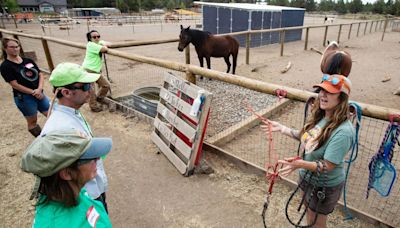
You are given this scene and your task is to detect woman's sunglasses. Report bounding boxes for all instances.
[91,35,101,39]
[65,83,91,92]
[322,74,341,85]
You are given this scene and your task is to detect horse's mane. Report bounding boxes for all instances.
[188,29,211,46]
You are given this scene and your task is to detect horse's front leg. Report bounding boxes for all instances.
[224,56,231,74]
[206,57,211,70]
[198,56,205,80]
[198,56,204,68]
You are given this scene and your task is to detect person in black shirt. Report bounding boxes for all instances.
[1,37,49,137]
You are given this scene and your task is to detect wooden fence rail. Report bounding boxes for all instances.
[0,22,397,121]
[0,18,390,67]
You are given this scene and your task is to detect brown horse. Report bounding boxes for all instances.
[178,25,239,74]
[320,41,352,77]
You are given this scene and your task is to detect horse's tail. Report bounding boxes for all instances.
[325,52,344,75]
[231,37,239,74]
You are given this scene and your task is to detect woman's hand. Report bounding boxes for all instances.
[277,157,302,177]
[261,120,285,133]
[32,88,44,100]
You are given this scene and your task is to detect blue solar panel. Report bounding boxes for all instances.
[201,5,304,47]
[218,7,231,34]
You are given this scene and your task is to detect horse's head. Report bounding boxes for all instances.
[178,25,191,52]
[325,40,339,51]
[321,40,352,76]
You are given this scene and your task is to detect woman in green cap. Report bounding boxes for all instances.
[21,130,113,227]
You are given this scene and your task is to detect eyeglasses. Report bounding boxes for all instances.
[66,83,91,92]
[7,45,20,49]
[77,158,97,166]
[91,35,101,39]
[322,74,342,85]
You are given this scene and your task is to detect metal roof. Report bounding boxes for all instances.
[193,2,305,11]
[17,0,66,6]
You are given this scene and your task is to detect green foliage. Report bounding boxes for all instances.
[348,0,363,13]
[305,0,317,11]
[59,0,400,16]
[4,0,19,13]
[335,0,347,14]
[372,0,385,14]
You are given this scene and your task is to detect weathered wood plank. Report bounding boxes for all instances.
[157,102,196,141]
[159,87,199,122]
[151,132,187,174]
[154,118,192,160]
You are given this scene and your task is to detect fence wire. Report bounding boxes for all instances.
[5,17,396,226]
[207,95,400,227]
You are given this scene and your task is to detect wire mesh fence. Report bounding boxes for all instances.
[2,16,397,226]
[207,95,400,227]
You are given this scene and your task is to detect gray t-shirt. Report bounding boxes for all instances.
[299,118,355,187]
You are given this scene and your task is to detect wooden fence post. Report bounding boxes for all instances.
[12,15,18,29]
[337,24,342,43]
[348,23,352,39]
[370,21,373,33]
[41,39,55,71]
[356,22,361,37]
[0,31,3,60]
[185,70,196,84]
[86,18,90,32]
[375,21,378,31]
[364,22,368,35]
[381,19,389,41]
[184,45,195,84]
[245,32,250,65]
[304,27,309,50]
[0,16,5,29]
[323,25,328,46]
[280,30,285,57]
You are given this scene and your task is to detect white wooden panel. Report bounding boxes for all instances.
[164,72,199,99]
[159,88,200,123]
[151,132,187,174]
[157,103,196,141]
[154,118,192,160]
[159,88,197,120]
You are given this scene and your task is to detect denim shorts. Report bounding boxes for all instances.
[13,93,50,117]
[299,179,344,215]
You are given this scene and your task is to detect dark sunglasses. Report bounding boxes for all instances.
[77,158,97,166]
[91,35,101,39]
[65,83,91,92]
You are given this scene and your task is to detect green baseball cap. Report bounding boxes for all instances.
[49,62,100,87]
[21,130,112,178]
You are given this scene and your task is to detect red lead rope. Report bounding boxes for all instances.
[245,96,300,195]
[244,103,280,194]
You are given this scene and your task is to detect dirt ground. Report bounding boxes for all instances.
[1,16,399,227]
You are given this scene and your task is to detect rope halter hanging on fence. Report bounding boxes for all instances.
[244,99,299,228]
[367,114,400,198]
[342,101,362,220]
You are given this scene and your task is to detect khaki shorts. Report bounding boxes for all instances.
[299,179,344,215]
